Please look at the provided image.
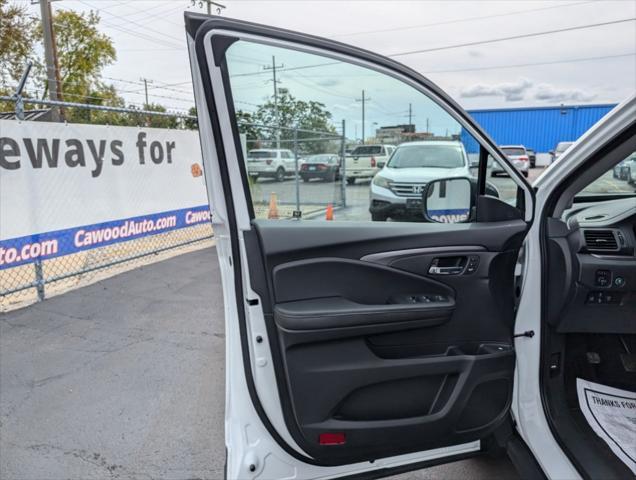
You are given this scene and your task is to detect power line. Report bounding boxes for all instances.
[422,52,636,75]
[332,1,594,38]
[78,0,186,45]
[51,17,182,50]
[229,18,636,80]
[389,17,636,57]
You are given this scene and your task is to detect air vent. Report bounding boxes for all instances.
[583,229,618,251]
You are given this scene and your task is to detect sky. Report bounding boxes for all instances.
[19,0,636,134]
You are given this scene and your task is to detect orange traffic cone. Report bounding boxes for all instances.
[267,192,279,219]
[325,203,334,221]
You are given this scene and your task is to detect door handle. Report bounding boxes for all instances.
[428,256,468,275]
[428,265,464,275]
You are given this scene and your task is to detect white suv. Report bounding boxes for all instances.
[492,145,530,177]
[345,144,396,184]
[247,149,296,182]
[369,141,471,221]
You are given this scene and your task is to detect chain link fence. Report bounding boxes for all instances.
[0,97,206,311]
[0,97,345,311]
[243,122,346,219]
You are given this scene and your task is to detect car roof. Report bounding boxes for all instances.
[397,140,462,147]
[353,144,395,147]
[500,145,526,149]
[248,148,290,152]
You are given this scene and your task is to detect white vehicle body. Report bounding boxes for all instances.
[247,148,297,181]
[369,141,471,221]
[492,145,530,177]
[186,14,635,480]
[345,144,396,183]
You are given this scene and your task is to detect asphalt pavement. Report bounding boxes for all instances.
[0,247,522,480]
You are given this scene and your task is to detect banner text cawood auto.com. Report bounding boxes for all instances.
[0,120,210,269]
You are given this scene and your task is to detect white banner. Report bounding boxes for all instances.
[0,120,209,269]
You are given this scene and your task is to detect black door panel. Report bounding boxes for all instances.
[275,296,454,331]
[284,336,514,462]
[256,219,528,260]
[244,219,525,464]
[272,257,453,304]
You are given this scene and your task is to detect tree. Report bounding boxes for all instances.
[184,106,198,130]
[66,84,135,125]
[135,102,179,129]
[34,8,116,104]
[252,91,338,153]
[0,0,38,104]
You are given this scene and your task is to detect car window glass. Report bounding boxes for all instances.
[387,144,465,169]
[225,40,493,223]
[502,147,525,156]
[248,150,275,158]
[352,146,383,156]
[578,151,636,196]
[485,156,521,205]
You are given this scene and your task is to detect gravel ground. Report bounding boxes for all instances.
[0,247,519,480]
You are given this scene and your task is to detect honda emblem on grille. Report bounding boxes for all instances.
[412,184,423,194]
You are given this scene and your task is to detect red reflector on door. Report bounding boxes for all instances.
[319,432,346,445]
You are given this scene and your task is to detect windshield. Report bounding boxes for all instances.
[352,146,382,156]
[305,154,335,163]
[248,151,276,159]
[556,142,573,152]
[387,144,465,169]
[502,147,525,156]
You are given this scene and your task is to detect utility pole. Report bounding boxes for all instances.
[426,117,430,134]
[408,103,413,127]
[355,90,370,144]
[140,78,153,107]
[193,1,226,15]
[39,0,63,121]
[264,56,284,149]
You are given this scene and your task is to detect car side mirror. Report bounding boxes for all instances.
[549,150,554,155]
[421,177,472,223]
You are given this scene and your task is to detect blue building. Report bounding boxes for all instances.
[461,104,617,164]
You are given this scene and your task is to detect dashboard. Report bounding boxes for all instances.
[547,197,636,334]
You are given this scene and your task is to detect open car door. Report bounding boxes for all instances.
[185,14,536,479]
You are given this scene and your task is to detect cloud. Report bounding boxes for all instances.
[316,78,341,87]
[533,83,597,103]
[460,78,532,102]
[332,103,352,111]
[459,79,597,104]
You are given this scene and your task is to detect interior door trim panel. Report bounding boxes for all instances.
[240,221,526,464]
